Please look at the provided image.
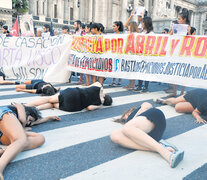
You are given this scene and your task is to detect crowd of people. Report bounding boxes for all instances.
[0,8,207,179]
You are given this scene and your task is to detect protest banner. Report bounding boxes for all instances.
[19,14,34,37]
[68,33,207,89]
[0,34,72,82]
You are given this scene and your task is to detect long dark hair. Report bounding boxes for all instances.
[24,106,42,126]
[179,9,190,24]
[113,21,124,32]
[114,108,136,124]
[42,86,56,96]
[142,16,153,33]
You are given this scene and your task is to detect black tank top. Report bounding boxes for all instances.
[58,86,101,112]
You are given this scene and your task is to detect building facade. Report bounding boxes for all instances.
[0,0,207,35]
[0,0,15,30]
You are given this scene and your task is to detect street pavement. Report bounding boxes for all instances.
[1,78,207,180]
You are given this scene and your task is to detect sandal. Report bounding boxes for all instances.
[169,150,184,168]
[159,139,178,152]
[153,98,166,105]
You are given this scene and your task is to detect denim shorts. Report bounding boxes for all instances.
[0,106,15,139]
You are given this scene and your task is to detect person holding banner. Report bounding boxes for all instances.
[124,21,139,90]
[168,10,191,97]
[2,25,12,37]
[154,89,207,124]
[134,16,154,93]
[110,21,124,87]
[25,82,112,112]
[0,103,48,179]
[110,102,184,168]
[0,72,20,85]
[16,80,59,96]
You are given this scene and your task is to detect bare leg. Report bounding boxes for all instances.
[23,132,45,150]
[180,86,185,95]
[26,94,59,107]
[0,81,16,85]
[16,84,26,90]
[162,95,186,106]
[175,102,194,113]
[168,85,177,97]
[0,113,28,173]
[111,116,175,165]
[24,80,32,84]
[36,103,54,110]
[99,77,104,85]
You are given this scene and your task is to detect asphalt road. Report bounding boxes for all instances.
[1,78,206,180]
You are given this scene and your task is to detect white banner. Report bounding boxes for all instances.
[0,35,72,83]
[68,34,207,89]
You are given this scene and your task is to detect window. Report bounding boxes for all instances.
[36,1,39,15]
[43,2,45,15]
[206,14,207,21]
[54,4,57,18]
[70,8,73,20]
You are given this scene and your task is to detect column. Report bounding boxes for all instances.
[144,0,149,11]
[39,0,43,16]
[120,0,128,24]
[170,0,175,18]
[153,0,158,17]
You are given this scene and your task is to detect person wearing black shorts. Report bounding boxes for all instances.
[16,80,59,96]
[0,72,20,85]
[154,89,207,124]
[111,102,184,168]
[25,82,112,111]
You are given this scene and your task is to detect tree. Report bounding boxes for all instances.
[12,0,28,14]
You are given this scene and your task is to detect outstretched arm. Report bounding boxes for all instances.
[192,108,207,124]
[125,10,135,27]
[86,105,101,111]
[16,89,37,94]
[31,116,61,126]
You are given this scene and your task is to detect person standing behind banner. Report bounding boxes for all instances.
[2,25,12,37]
[83,24,93,86]
[167,10,191,97]
[110,21,124,87]
[73,20,85,84]
[35,28,43,37]
[134,16,154,93]
[62,25,70,34]
[42,24,54,38]
[123,21,139,90]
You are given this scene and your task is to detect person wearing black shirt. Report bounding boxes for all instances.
[25,82,112,112]
[16,80,59,96]
[111,102,184,168]
[154,89,207,124]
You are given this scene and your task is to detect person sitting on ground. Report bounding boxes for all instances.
[110,102,184,168]
[154,88,207,124]
[0,72,20,85]
[0,103,60,179]
[25,82,112,111]
[16,79,59,96]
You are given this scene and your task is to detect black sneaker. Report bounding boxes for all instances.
[133,87,142,92]
[141,87,149,93]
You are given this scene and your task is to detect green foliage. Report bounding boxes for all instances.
[12,0,28,14]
